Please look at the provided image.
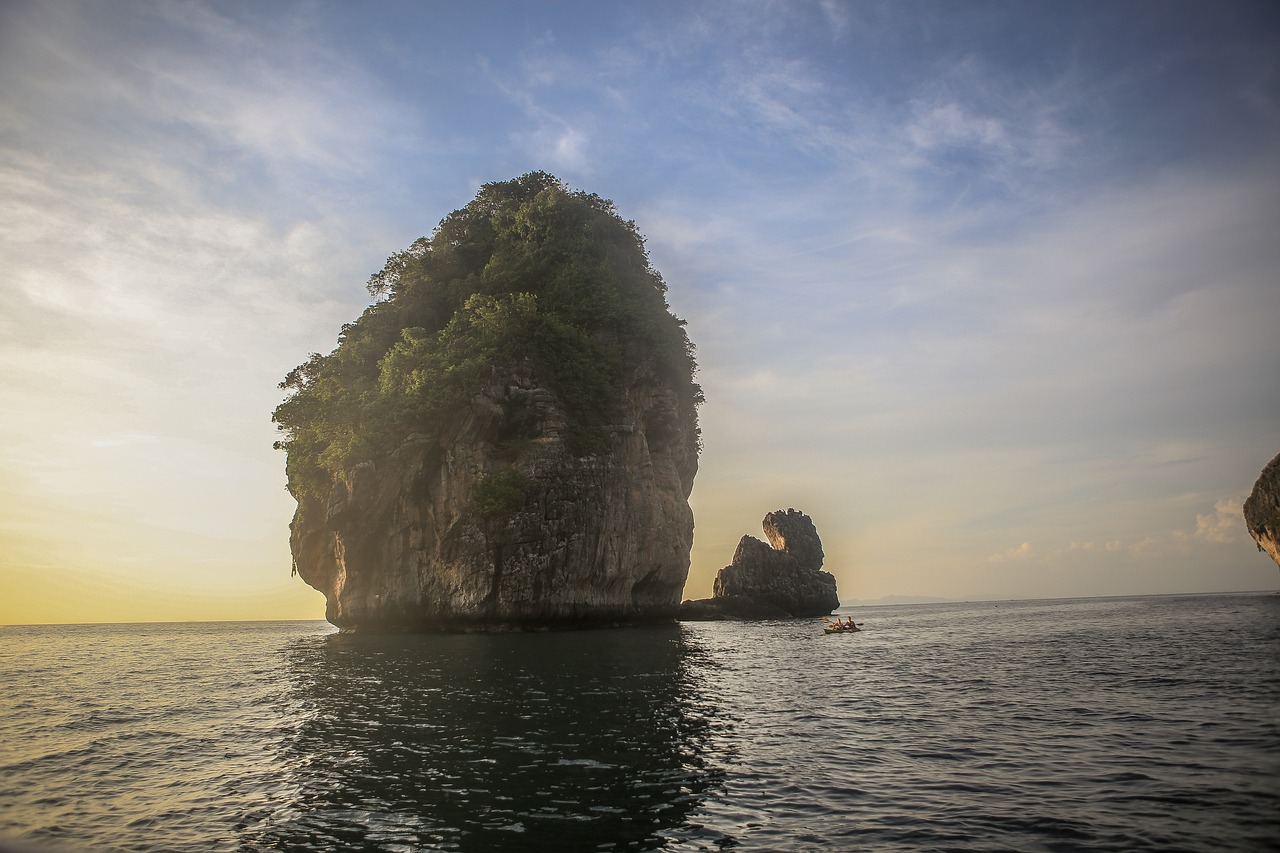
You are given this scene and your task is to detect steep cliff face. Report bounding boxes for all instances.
[681,509,840,620]
[292,357,697,631]
[1244,451,1280,572]
[276,173,701,631]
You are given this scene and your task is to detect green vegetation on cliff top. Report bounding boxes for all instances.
[272,172,701,503]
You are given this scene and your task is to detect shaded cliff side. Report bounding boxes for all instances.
[1244,451,1280,572]
[274,173,701,631]
[680,509,840,620]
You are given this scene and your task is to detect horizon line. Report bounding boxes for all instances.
[3,588,1276,628]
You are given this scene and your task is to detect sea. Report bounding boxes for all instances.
[1,593,1277,852]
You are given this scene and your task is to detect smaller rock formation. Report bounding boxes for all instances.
[679,509,840,620]
[1244,451,1280,572]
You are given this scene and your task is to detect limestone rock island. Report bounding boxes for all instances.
[273,173,701,631]
[1244,451,1280,572]
[680,509,840,620]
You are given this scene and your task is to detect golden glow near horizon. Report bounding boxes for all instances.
[3,2,1278,624]
[0,460,326,624]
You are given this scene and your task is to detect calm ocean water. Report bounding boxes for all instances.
[1,593,1277,852]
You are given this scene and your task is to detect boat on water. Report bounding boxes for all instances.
[823,618,862,634]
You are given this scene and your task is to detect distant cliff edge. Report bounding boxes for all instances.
[273,172,701,631]
[680,509,840,620]
[1244,451,1280,573]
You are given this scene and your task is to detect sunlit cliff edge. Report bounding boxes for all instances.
[1244,451,1280,574]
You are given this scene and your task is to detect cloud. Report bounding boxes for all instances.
[988,541,1034,563]
[480,48,602,177]
[150,5,415,175]
[1065,540,1123,554]
[90,433,160,449]
[818,0,851,38]
[528,125,590,175]
[907,100,1008,151]
[1059,495,1250,558]
[1,3,413,182]
[2,0,1277,617]
[0,2,416,361]
[0,1,411,602]
[1183,497,1246,547]
[671,159,1278,597]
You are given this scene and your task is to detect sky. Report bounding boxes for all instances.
[2,0,1278,624]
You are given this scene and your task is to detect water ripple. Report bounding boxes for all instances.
[0,597,1277,851]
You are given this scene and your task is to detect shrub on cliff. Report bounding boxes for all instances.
[273,171,701,504]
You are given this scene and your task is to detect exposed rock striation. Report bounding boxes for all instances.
[680,509,840,620]
[291,360,698,631]
[1244,451,1280,572]
[276,173,701,632]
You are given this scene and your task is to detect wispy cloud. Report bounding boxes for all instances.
[988,541,1035,563]
[818,0,851,38]
[3,0,1278,618]
[0,0,410,616]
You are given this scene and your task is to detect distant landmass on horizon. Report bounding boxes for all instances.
[842,595,955,606]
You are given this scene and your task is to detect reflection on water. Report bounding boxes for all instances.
[245,625,730,852]
[4,596,1273,852]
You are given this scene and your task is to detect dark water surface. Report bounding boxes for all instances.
[1,594,1277,851]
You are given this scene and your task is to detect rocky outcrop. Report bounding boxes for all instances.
[1244,451,1280,572]
[679,509,840,620]
[278,174,702,632]
[291,354,699,632]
